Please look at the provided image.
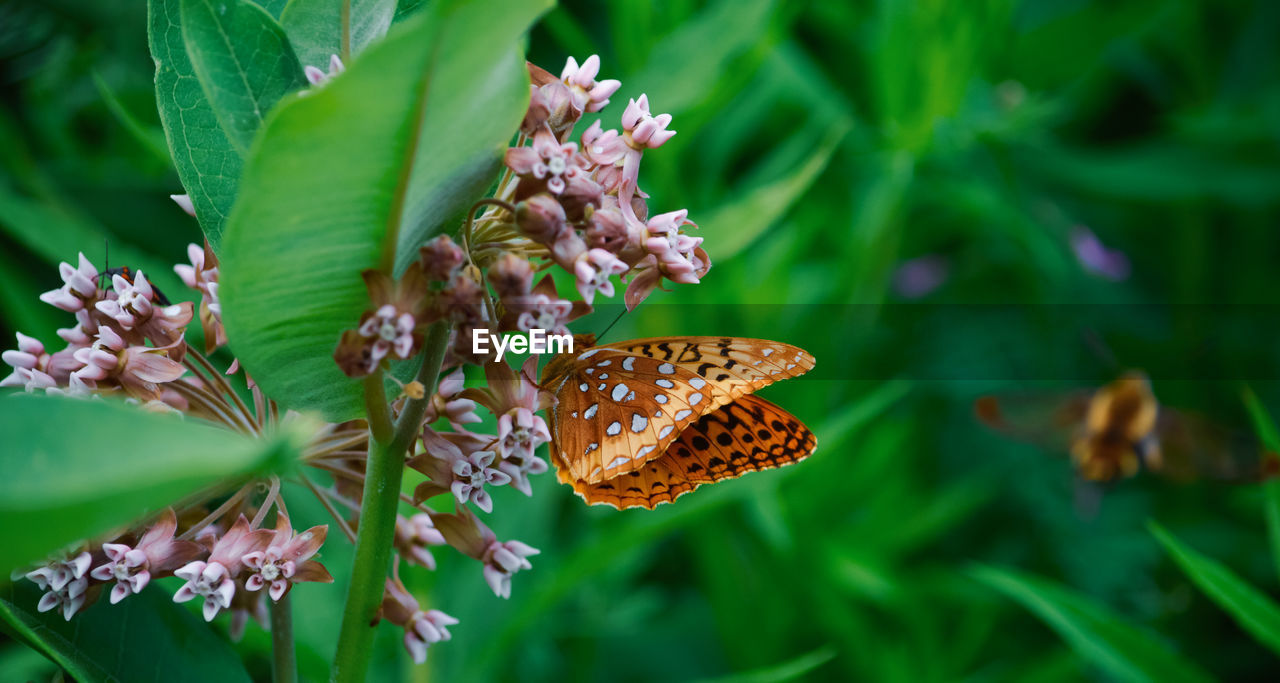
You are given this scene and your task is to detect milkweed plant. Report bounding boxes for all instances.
[0,0,713,680]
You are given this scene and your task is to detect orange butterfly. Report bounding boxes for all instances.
[540,336,817,509]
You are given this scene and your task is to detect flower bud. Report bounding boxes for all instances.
[419,235,466,282]
[487,253,535,300]
[514,194,567,244]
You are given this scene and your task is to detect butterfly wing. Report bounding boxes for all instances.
[558,394,818,510]
[549,338,814,485]
[1149,407,1265,482]
[974,388,1092,454]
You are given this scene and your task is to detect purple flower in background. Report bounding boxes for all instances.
[1071,225,1130,281]
[892,255,949,298]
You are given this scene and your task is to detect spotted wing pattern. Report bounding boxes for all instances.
[553,394,817,510]
[548,337,814,486]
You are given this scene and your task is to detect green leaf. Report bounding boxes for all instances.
[280,0,397,69]
[0,580,251,682]
[699,122,848,261]
[220,0,548,421]
[1242,387,1280,582]
[180,0,307,154]
[1150,521,1280,656]
[148,0,245,250]
[969,565,1214,683]
[0,394,308,576]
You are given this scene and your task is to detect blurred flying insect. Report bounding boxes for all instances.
[975,371,1272,484]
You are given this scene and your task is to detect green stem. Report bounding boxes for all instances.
[330,322,451,683]
[340,0,352,63]
[270,592,296,683]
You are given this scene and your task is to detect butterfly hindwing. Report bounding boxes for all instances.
[563,394,818,509]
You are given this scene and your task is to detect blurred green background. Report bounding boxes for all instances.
[4,0,1280,680]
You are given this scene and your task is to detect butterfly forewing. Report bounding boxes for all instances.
[563,395,818,510]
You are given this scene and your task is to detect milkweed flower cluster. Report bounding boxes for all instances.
[6,54,700,667]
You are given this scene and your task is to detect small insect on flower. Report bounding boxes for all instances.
[540,335,818,510]
[101,266,172,306]
[976,371,1270,484]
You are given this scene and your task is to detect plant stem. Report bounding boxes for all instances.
[270,592,297,683]
[330,321,450,683]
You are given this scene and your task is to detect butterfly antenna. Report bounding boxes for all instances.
[595,308,627,343]
[100,238,110,288]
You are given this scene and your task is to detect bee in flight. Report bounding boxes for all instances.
[976,371,1271,484]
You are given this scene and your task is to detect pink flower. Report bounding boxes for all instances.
[379,578,459,664]
[513,294,573,336]
[560,54,620,113]
[1,332,54,391]
[71,327,186,400]
[89,509,202,604]
[395,514,447,570]
[481,539,539,599]
[174,242,226,352]
[174,516,274,621]
[242,514,332,602]
[622,94,676,149]
[26,551,92,621]
[335,266,431,377]
[496,408,550,466]
[506,126,586,195]
[450,450,511,513]
[1071,225,1130,281]
[423,368,482,427]
[304,54,345,87]
[39,253,101,313]
[892,255,949,298]
[95,270,193,344]
[574,249,628,303]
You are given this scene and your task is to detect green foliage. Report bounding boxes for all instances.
[4,0,1280,679]
[0,580,252,682]
[280,0,397,70]
[1150,521,1280,657]
[0,394,306,575]
[180,0,306,154]
[148,0,244,249]
[970,566,1214,683]
[219,0,547,421]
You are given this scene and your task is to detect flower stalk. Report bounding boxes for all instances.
[270,591,297,683]
[331,321,449,682]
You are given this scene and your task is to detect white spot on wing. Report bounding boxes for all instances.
[598,382,607,390]
[689,392,703,405]
[763,348,774,357]
[606,421,622,436]
[655,394,668,404]
[656,379,674,389]
[599,373,609,379]
[786,363,796,370]
[611,383,629,401]
[631,414,648,432]
[597,359,612,367]
[578,349,601,359]
[626,391,635,401]
[635,445,656,459]
[585,443,598,454]
[659,425,674,438]
[607,455,630,469]
[674,409,693,421]
[571,411,578,418]
[658,362,675,375]
[622,357,635,371]
[689,377,706,389]
[579,382,588,391]
[584,403,598,419]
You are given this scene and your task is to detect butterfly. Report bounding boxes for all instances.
[540,336,817,509]
[976,371,1269,483]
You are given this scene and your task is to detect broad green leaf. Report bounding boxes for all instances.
[148,0,244,249]
[259,0,289,17]
[1150,521,1280,656]
[280,0,397,70]
[699,122,848,261]
[1242,387,1280,582]
[180,0,307,154]
[0,580,251,682]
[970,565,1214,683]
[0,394,308,575]
[220,0,547,421]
